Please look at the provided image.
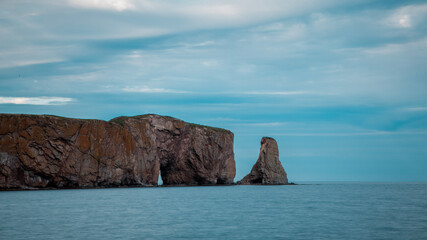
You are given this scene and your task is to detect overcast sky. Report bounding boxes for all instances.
[1,0,427,181]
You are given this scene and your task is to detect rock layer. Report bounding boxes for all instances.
[0,114,235,190]
[239,137,288,185]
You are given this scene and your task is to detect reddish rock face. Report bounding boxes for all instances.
[238,137,288,185]
[0,114,235,189]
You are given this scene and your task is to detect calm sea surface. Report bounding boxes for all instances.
[1,183,426,240]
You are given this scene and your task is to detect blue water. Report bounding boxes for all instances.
[1,183,426,240]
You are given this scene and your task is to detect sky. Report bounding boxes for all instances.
[1,0,427,182]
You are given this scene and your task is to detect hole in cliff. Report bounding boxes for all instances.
[158,170,163,186]
[251,178,263,184]
[216,178,226,185]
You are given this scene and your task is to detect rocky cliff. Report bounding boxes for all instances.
[238,137,288,185]
[0,114,235,190]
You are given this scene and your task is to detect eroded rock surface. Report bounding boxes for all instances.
[238,137,288,185]
[0,114,235,189]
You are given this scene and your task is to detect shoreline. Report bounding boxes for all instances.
[0,182,298,192]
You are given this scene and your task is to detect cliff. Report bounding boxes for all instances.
[238,137,288,185]
[0,114,235,190]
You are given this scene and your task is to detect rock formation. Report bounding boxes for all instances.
[0,114,235,190]
[238,137,288,185]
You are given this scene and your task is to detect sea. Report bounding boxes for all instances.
[1,182,426,240]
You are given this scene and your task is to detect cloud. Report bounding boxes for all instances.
[398,15,411,28]
[385,3,427,29]
[0,59,64,69]
[62,0,346,35]
[0,97,73,105]
[1,1,426,105]
[68,0,135,11]
[122,86,190,94]
[386,13,412,28]
[0,46,66,68]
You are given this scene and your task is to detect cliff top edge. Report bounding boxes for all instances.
[0,113,232,133]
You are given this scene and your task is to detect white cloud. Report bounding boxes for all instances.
[68,0,135,11]
[122,86,190,93]
[1,0,354,46]
[0,46,66,68]
[0,97,73,105]
[0,59,64,69]
[387,13,412,28]
[398,15,411,28]
[67,0,343,29]
[385,3,427,28]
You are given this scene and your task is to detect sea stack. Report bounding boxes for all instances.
[0,114,235,190]
[239,137,288,185]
